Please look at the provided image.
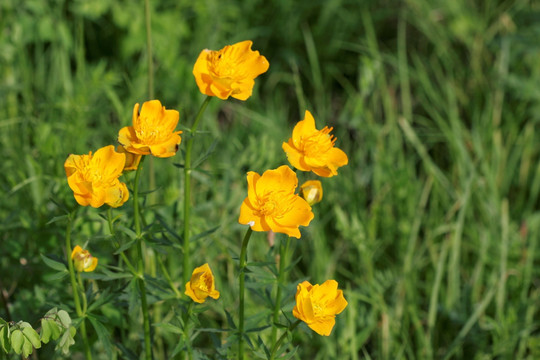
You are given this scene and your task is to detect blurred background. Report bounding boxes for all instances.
[1,0,540,358]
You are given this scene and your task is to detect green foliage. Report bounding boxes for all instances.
[0,308,75,357]
[1,0,540,358]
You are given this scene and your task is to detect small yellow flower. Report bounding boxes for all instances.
[193,40,269,100]
[71,245,98,272]
[185,263,220,303]
[118,100,182,158]
[116,145,142,171]
[300,180,323,206]
[238,165,314,238]
[292,280,348,336]
[282,110,348,177]
[64,145,129,208]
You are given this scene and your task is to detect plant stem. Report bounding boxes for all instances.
[107,207,137,275]
[133,156,152,360]
[144,0,156,204]
[181,302,194,360]
[269,320,301,359]
[270,237,291,358]
[65,211,92,360]
[182,96,212,285]
[238,227,253,360]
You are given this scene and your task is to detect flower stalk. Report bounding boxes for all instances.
[65,211,92,360]
[270,237,291,354]
[269,320,301,359]
[238,227,253,359]
[182,96,212,285]
[132,156,153,360]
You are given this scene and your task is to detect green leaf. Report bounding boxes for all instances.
[56,326,76,355]
[191,226,220,243]
[10,329,23,355]
[57,310,72,328]
[88,317,113,356]
[153,323,183,335]
[46,214,68,225]
[40,318,51,344]
[0,319,10,353]
[40,253,67,271]
[41,318,62,344]
[21,323,41,349]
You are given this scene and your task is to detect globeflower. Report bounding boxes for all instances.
[292,280,348,336]
[282,110,348,177]
[71,245,98,272]
[300,180,323,206]
[185,263,220,303]
[64,145,129,208]
[238,165,314,238]
[116,145,142,171]
[118,100,182,158]
[193,40,269,100]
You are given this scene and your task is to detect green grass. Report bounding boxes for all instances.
[1,0,540,358]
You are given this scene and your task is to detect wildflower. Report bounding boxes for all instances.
[292,280,348,336]
[71,245,98,272]
[282,110,348,177]
[64,145,129,208]
[238,165,314,238]
[185,263,220,303]
[193,40,269,100]
[300,180,323,206]
[118,100,182,158]
[116,145,142,171]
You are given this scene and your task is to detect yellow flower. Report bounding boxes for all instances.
[64,145,129,208]
[300,180,323,206]
[282,110,348,177]
[71,245,98,272]
[193,40,269,100]
[118,100,182,158]
[292,280,348,336]
[238,165,314,238]
[185,263,220,303]
[116,145,142,171]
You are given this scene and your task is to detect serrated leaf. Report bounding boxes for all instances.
[40,254,67,271]
[11,329,23,354]
[22,325,41,349]
[57,310,72,328]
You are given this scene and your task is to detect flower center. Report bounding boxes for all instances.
[135,118,166,145]
[301,127,336,155]
[209,48,247,80]
[311,297,327,318]
[256,191,295,218]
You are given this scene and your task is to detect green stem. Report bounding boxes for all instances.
[182,96,212,285]
[238,227,253,360]
[107,207,137,275]
[144,0,156,206]
[270,237,291,357]
[269,320,301,359]
[181,302,194,360]
[133,157,152,360]
[66,212,92,360]
[157,255,182,298]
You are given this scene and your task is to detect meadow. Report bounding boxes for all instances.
[1,0,540,359]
